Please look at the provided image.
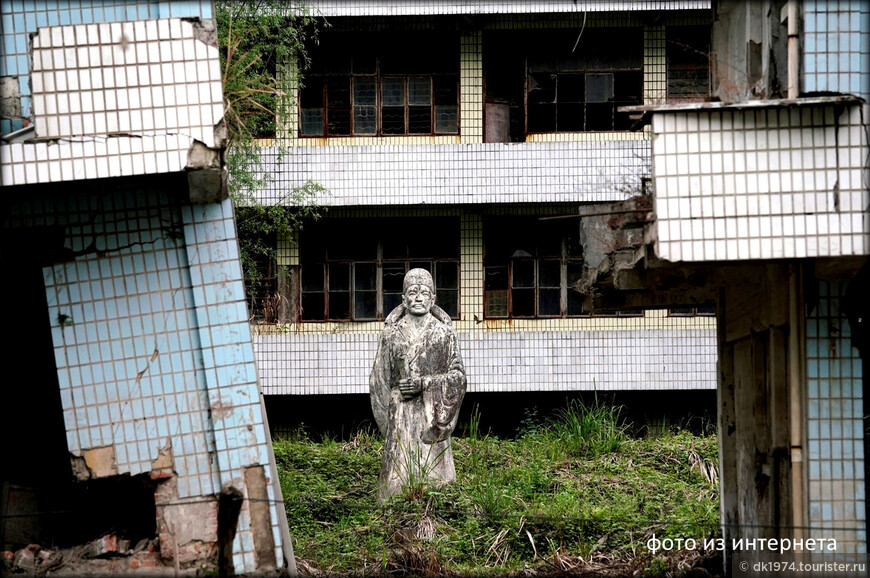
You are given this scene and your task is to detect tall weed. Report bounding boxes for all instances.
[550,399,630,459]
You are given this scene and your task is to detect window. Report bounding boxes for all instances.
[300,218,460,321]
[300,33,459,137]
[667,26,711,102]
[526,28,643,133]
[484,218,586,318]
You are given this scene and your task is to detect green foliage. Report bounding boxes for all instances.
[550,398,630,458]
[275,409,720,575]
[215,1,327,318]
[216,0,318,142]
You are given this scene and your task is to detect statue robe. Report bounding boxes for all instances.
[370,305,467,500]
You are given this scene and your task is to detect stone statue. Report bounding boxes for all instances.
[370,268,467,500]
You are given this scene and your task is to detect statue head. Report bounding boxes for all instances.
[402,268,435,316]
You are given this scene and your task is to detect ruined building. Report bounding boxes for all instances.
[0,1,293,574]
[608,0,869,570]
[240,0,870,571]
[246,0,720,432]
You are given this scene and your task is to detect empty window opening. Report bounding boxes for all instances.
[667,25,711,102]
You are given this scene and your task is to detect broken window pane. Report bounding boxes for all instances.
[539,288,561,316]
[329,263,350,291]
[438,290,458,318]
[329,292,350,320]
[585,73,613,103]
[524,28,642,133]
[301,291,325,321]
[566,260,586,316]
[513,259,535,288]
[512,287,535,317]
[528,73,556,104]
[484,265,509,318]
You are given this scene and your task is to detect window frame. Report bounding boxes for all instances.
[300,70,459,137]
[299,220,461,322]
[483,220,585,319]
[524,27,644,134]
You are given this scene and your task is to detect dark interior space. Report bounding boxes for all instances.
[0,227,75,549]
[265,389,718,441]
[0,226,157,550]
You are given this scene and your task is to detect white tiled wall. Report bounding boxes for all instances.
[256,138,652,206]
[254,319,717,395]
[12,183,281,574]
[30,19,223,145]
[652,100,870,262]
[804,0,870,102]
[1,18,224,188]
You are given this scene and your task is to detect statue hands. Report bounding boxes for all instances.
[398,377,423,400]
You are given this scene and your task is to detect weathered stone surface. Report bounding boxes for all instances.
[370,268,467,500]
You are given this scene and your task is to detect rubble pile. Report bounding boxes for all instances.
[1,535,165,576]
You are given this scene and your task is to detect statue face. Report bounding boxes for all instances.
[402,283,434,316]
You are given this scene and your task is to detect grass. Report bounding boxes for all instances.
[275,402,720,576]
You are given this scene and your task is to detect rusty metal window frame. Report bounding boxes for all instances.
[301,257,460,322]
[524,28,644,134]
[483,219,586,319]
[299,219,461,322]
[299,71,459,137]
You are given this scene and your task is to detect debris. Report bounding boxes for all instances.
[84,534,130,559]
[13,544,40,571]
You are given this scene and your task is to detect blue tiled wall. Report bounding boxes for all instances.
[806,280,866,554]
[0,0,214,135]
[804,0,870,100]
[3,178,280,572]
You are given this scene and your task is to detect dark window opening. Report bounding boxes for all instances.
[300,218,460,321]
[484,218,586,319]
[485,28,643,138]
[667,25,711,102]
